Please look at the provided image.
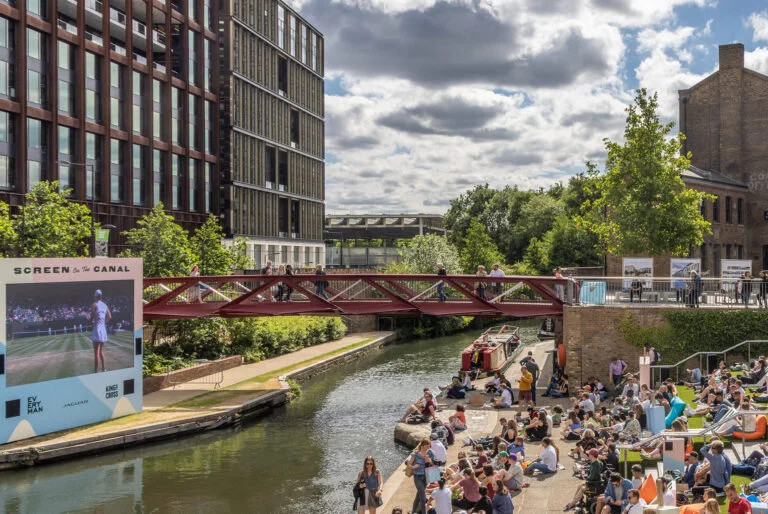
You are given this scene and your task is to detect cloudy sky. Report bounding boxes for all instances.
[291,0,768,214]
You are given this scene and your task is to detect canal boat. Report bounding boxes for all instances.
[538,317,556,339]
[460,325,520,376]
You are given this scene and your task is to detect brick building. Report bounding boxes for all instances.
[607,43,766,277]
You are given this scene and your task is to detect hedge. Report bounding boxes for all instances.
[620,310,768,364]
[146,316,348,365]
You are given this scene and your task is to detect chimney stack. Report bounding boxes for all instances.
[719,43,745,70]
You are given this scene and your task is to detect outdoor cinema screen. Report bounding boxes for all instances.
[5,280,135,387]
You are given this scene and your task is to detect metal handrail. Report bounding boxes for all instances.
[649,339,768,384]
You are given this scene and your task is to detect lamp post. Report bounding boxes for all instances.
[58,160,96,256]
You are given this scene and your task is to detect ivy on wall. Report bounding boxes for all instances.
[619,310,768,364]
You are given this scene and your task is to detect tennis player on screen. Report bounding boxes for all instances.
[90,289,111,373]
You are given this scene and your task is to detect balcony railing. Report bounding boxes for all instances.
[85,0,103,15]
[153,61,167,73]
[152,29,167,46]
[109,7,126,27]
[133,52,148,65]
[57,18,78,35]
[110,42,127,56]
[85,30,103,46]
[567,276,767,308]
[132,20,147,38]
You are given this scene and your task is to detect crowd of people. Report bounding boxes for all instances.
[370,345,768,514]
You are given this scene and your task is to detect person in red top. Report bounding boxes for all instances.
[725,483,752,514]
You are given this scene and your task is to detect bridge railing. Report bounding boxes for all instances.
[571,276,766,308]
[142,274,568,319]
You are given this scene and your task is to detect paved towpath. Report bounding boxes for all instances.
[143,331,387,409]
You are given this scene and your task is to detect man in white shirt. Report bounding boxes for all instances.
[488,263,506,297]
[524,438,558,475]
[623,489,647,514]
[430,433,447,466]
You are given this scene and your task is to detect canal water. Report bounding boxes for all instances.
[0,320,541,514]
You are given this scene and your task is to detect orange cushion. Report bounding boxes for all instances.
[639,474,656,504]
[733,415,767,440]
[679,504,704,514]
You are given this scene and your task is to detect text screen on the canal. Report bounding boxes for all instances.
[0,258,143,445]
[5,280,135,386]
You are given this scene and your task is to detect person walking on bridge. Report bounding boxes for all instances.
[489,263,505,298]
[436,263,447,302]
[475,265,487,301]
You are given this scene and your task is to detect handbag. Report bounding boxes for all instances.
[404,458,414,477]
[425,465,442,484]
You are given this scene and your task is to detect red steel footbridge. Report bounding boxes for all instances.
[143,274,567,321]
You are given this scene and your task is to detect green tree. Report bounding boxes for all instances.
[458,218,506,273]
[523,236,551,274]
[121,203,194,277]
[0,201,17,257]
[579,89,713,256]
[229,236,255,271]
[392,233,460,274]
[190,215,232,275]
[15,181,92,257]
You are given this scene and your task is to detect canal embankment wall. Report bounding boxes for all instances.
[0,332,396,470]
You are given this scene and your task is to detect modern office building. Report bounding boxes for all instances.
[219,0,325,268]
[0,0,220,253]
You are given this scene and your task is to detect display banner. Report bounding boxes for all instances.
[94,229,111,257]
[721,259,752,291]
[622,258,653,289]
[0,258,143,444]
[670,258,701,287]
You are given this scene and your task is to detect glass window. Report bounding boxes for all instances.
[204,38,212,91]
[278,5,285,49]
[188,30,197,85]
[110,62,121,88]
[28,160,42,189]
[133,144,145,206]
[132,71,143,94]
[301,25,307,64]
[0,17,9,49]
[86,89,98,121]
[171,153,180,209]
[27,29,43,61]
[725,196,732,224]
[86,52,98,80]
[189,159,198,212]
[86,132,97,159]
[289,16,296,56]
[0,155,13,190]
[58,41,72,69]
[737,198,744,225]
[712,196,719,222]
[0,110,8,142]
[110,139,123,203]
[28,118,42,149]
[153,149,164,205]
[58,125,71,154]
[58,79,74,114]
[27,70,43,106]
[153,79,161,102]
[205,162,213,212]
[111,97,121,128]
[311,33,317,71]
[27,0,46,19]
[189,96,196,149]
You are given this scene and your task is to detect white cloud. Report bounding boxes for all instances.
[290,0,736,213]
[745,47,768,75]
[748,11,768,42]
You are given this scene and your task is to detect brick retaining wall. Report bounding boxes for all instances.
[143,355,244,394]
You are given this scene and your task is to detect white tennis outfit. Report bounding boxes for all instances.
[92,301,108,343]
